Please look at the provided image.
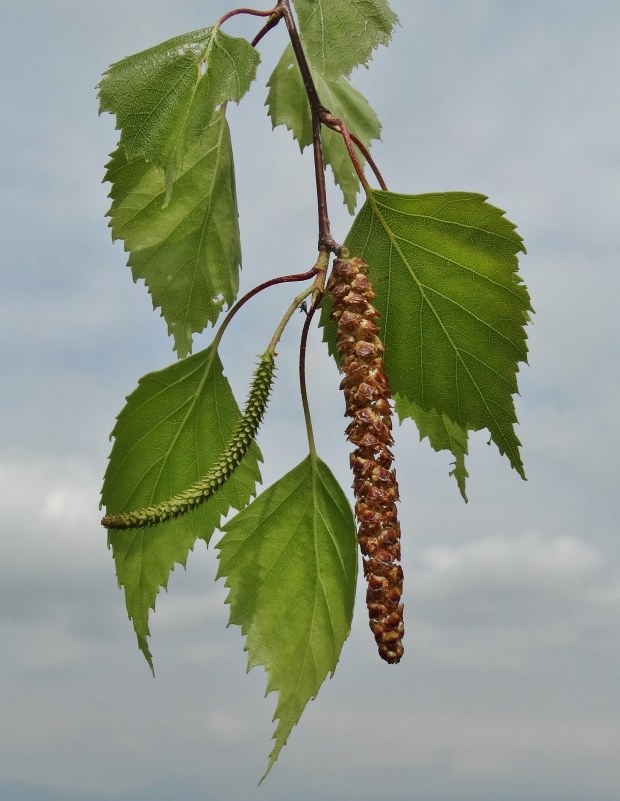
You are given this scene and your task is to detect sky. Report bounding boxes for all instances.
[1,1,619,799]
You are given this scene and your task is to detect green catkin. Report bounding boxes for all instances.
[102,352,276,530]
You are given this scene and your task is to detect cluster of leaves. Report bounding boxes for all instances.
[98,0,531,778]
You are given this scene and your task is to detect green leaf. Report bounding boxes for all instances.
[98,27,259,193]
[395,395,469,501]
[102,354,276,530]
[266,44,381,212]
[216,455,357,779]
[105,110,241,358]
[292,0,398,78]
[321,191,531,476]
[102,344,263,668]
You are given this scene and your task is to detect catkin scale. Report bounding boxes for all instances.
[328,255,404,664]
[102,352,276,530]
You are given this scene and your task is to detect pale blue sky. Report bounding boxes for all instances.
[1,2,619,800]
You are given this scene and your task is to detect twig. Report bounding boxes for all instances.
[216,6,278,28]
[298,293,323,456]
[278,0,340,253]
[212,266,319,350]
[321,112,388,191]
[348,132,388,191]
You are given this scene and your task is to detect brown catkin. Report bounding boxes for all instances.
[328,255,404,664]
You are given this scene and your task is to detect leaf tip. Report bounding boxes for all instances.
[137,638,155,676]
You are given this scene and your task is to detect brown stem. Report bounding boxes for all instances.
[213,266,319,349]
[334,116,369,190]
[278,0,340,253]
[349,132,388,191]
[216,6,278,28]
[278,1,323,112]
[251,11,283,46]
[321,112,389,192]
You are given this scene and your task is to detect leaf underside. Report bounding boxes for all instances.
[105,111,241,358]
[216,455,357,779]
[102,345,263,668]
[321,190,531,481]
[98,26,260,193]
[395,395,470,501]
[99,27,260,357]
[266,44,381,213]
[291,0,398,78]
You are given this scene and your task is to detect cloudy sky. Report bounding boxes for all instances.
[1,1,619,799]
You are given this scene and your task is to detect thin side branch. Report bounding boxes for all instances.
[212,266,319,350]
[321,112,388,192]
[298,292,323,456]
[216,6,279,28]
[251,7,284,46]
[348,132,388,191]
[266,252,328,353]
[295,251,331,459]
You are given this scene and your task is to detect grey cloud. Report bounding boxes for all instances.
[411,532,620,666]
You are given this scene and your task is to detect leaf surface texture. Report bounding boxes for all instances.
[266,44,381,212]
[321,191,531,477]
[292,0,398,77]
[98,27,259,191]
[102,345,262,667]
[105,111,241,357]
[217,455,357,778]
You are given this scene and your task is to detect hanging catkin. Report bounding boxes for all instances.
[327,255,404,664]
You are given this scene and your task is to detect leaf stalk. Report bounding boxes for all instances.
[212,266,319,351]
[294,250,329,456]
[299,295,321,458]
[216,6,280,29]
